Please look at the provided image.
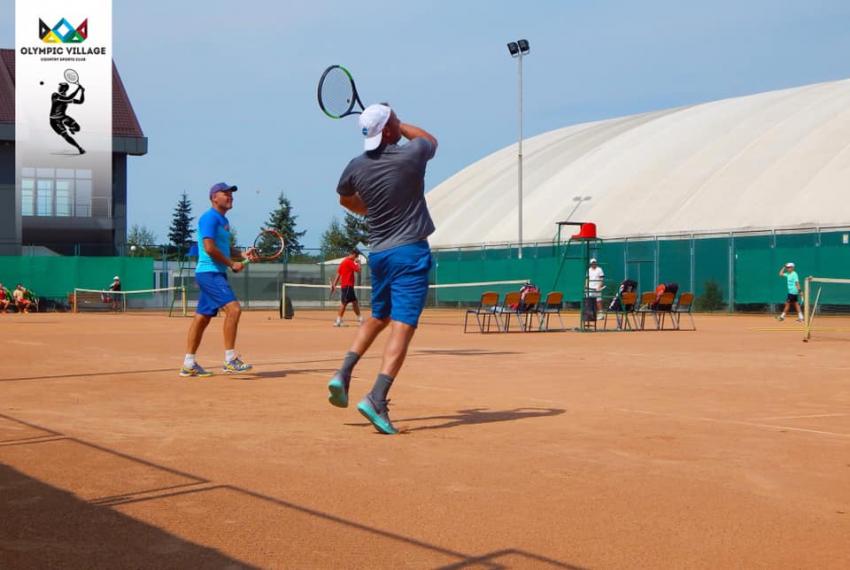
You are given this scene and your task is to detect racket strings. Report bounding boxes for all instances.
[253,231,284,259]
[320,68,356,117]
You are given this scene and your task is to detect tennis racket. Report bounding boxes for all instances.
[64,68,79,85]
[317,65,365,119]
[244,228,285,264]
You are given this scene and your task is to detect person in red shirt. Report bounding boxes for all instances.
[0,283,10,313]
[330,249,363,327]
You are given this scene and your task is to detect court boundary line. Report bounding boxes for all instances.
[618,409,850,438]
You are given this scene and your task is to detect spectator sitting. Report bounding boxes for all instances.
[13,284,33,314]
[0,283,10,313]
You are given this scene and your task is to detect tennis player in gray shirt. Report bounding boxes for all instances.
[327,103,438,435]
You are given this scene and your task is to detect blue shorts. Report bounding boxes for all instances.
[195,271,237,316]
[369,240,432,328]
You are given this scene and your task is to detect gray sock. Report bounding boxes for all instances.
[338,351,360,389]
[369,373,394,403]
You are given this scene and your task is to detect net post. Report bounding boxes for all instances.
[181,286,187,317]
[73,289,78,313]
[281,283,287,320]
[804,276,810,341]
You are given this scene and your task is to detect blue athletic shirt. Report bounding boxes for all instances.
[195,208,231,274]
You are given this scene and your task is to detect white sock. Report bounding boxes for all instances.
[335,317,342,324]
[798,313,804,319]
[183,354,196,368]
[225,349,237,362]
[780,312,786,318]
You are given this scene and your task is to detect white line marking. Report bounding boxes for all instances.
[755,413,848,421]
[618,409,850,438]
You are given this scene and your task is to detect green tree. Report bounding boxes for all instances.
[127,224,158,257]
[127,224,157,247]
[319,217,350,260]
[261,192,305,258]
[229,224,238,249]
[695,280,725,312]
[343,212,369,250]
[168,192,194,250]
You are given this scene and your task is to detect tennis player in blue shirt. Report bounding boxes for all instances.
[180,182,254,377]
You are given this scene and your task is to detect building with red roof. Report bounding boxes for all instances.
[0,49,147,255]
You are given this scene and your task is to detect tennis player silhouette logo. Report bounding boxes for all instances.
[49,68,86,155]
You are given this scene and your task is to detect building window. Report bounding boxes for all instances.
[36,180,53,216]
[56,180,72,216]
[21,179,34,216]
[21,167,97,217]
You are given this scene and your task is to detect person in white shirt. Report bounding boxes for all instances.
[587,258,605,318]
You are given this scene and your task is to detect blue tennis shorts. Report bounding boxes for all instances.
[369,240,432,328]
[195,271,237,316]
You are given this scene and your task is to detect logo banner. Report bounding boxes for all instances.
[15,0,112,220]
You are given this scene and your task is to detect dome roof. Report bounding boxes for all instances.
[427,79,850,247]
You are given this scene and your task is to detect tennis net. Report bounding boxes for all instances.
[802,277,850,342]
[73,287,187,314]
[281,280,529,313]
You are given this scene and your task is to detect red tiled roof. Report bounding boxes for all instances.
[0,48,144,138]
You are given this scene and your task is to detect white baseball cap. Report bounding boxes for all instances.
[359,104,392,151]
[113,275,120,280]
[785,262,795,268]
[590,258,598,264]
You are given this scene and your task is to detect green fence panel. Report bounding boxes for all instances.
[0,256,153,299]
[658,239,691,292]
[732,235,777,304]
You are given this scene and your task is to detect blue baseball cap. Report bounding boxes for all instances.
[209,182,237,198]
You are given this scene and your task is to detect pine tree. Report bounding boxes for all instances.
[343,212,369,250]
[168,192,194,250]
[261,192,305,257]
[319,218,350,260]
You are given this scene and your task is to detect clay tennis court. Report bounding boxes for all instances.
[1,311,848,569]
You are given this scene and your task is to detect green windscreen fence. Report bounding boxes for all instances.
[430,230,850,308]
[0,257,154,299]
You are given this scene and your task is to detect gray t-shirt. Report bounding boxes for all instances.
[337,137,436,253]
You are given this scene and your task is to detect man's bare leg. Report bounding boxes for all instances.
[221,300,242,351]
[378,321,416,378]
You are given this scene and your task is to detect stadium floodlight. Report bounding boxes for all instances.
[506,38,530,257]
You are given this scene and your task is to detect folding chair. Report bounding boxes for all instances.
[537,291,565,331]
[671,292,696,330]
[463,291,500,333]
[518,291,541,331]
[635,292,657,330]
[654,292,677,329]
[604,291,638,331]
[495,291,522,332]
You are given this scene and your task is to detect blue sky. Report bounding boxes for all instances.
[3,0,850,248]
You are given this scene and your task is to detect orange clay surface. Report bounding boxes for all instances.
[1,310,848,569]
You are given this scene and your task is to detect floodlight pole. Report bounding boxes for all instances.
[517,51,524,259]
[507,39,529,259]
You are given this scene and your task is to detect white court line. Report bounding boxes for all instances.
[755,413,848,421]
[618,408,850,439]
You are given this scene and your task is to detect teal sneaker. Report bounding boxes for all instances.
[327,374,349,408]
[179,363,213,378]
[223,357,253,374]
[356,395,399,435]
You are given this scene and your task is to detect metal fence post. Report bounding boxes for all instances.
[728,233,735,312]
